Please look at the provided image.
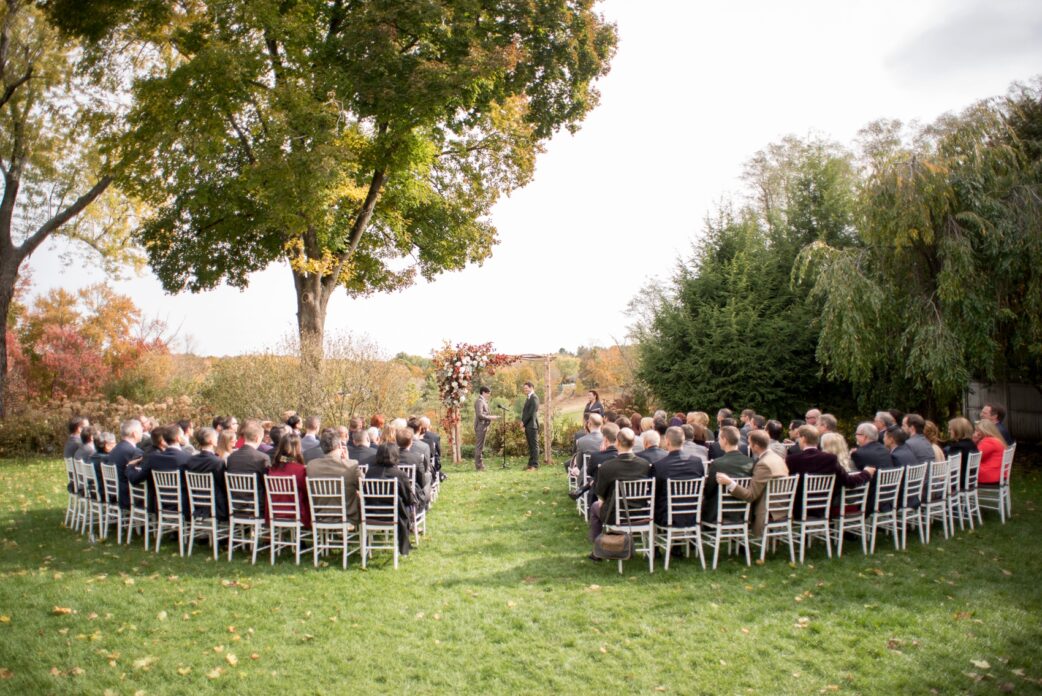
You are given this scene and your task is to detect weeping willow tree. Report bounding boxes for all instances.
[795,80,1042,414]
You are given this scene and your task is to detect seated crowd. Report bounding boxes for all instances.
[64,412,445,559]
[568,403,1016,563]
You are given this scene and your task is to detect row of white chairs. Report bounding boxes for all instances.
[63,459,438,570]
[589,445,1015,574]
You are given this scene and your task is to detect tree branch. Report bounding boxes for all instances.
[0,66,31,111]
[221,107,256,164]
[18,175,112,260]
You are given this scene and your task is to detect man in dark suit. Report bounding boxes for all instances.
[786,425,873,517]
[347,429,376,467]
[64,417,89,459]
[521,381,540,469]
[185,426,229,520]
[851,423,892,471]
[636,430,668,466]
[306,429,361,526]
[652,427,704,525]
[109,419,144,510]
[303,427,332,463]
[126,425,191,514]
[886,426,918,469]
[300,415,322,452]
[589,428,650,560]
[902,414,936,463]
[786,419,805,457]
[227,420,271,513]
[419,417,442,477]
[575,414,605,459]
[397,427,432,511]
[703,426,754,523]
[981,402,1014,445]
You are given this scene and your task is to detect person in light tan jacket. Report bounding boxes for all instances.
[716,429,788,537]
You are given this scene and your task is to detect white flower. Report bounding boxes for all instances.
[459,394,466,402]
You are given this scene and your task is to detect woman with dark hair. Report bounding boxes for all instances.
[268,432,310,528]
[366,443,414,556]
[582,391,604,423]
[285,414,302,433]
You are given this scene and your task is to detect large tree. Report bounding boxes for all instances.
[108,0,616,387]
[0,0,138,417]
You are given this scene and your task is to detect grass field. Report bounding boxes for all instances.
[1,456,1041,695]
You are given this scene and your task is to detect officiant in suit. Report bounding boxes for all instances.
[522,381,540,470]
[473,386,497,471]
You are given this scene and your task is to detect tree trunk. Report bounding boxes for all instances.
[293,267,332,414]
[0,256,18,419]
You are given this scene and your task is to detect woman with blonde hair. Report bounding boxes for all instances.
[821,432,853,471]
[973,420,1006,485]
[945,417,978,487]
[922,420,947,462]
[215,429,237,462]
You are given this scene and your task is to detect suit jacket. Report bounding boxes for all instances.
[474,396,493,432]
[593,453,651,525]
[300,434,320,451]
[303,445,324,463]
[127,447,191,515]
[347,444,376,467]
[186,450,228,520]
[422,432,442,469]
[906,434,936,464]
[851,441,891,471]
[703,450,755,523]
[399,447,431,509]
[707,441,749,460]
[944,439,978,488]
[306,454,361,524]
[996,421,1014,446]
[786,447,870,518]
[108,439,143,509]
[682,441,709,463]
[637,446,668,466]
[64,435,81,459]
[227,444,271,513]
[575,431,605,458]
[587,446,618,483]
[730,449,789,536]
[522,393,539,429]
[651,450,704,525]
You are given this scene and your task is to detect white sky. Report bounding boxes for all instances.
[27,0,1042,358]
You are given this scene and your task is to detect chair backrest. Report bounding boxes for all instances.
[873,467,904,512]
[1000,445,1015,485]
[100,463,119,505]
[65,458,77,491]
[945,454,961,496]
[152,469,183,513]
[926,459,948,502]
[800,473,836,521]
[836,477,869,516]
[398,463,416,488]
[714,476,752,524]
[666,477,704,526]
[902,462,929,507]
[582,453,591,483]
[964,451,982,490]
[613,478,655,525]
[129,478,148,510]
[185,471,217,517]
[225,472,261,518]
[358,463,368,477]
[307,477,347,524]
[264,474,301,521]
[360,478,397,526]
[77,460,99,501]
[764,474,800,520]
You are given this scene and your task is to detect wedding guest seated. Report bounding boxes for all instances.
[944,417,978,487]
[348,429,377,466]
[568,423,620,503]
[652,426,703,526]
[366,443,414,556]
[852,423,890,471]
[817,413,839,437]
[786,425,873,517]
[64,417,89,459]
[300,416,322,451]
[885,426,917,468]
[786,419,804,456]
[902,414,936,463]
[874,411,896,443]
[716,430,789,536]
[765,419,788,459]
[690,411,713,441]
[576,414,605,457]
[127,425,191,514]
[973,420,1006,485]
[406,417,432,466]
[820,432,853,471]
[227,421,271,513]
[981,402,1014,445]
[178,419,197,456]
[303,428,331,463]
[703,426,753,523]
[419,417,442,477]
[257,420,274,454]
[588,428,649,561]
[216,429,237,462]
[805,409,821,429]
[268,431,310,528]
[653,417,668,437]
[337,425,351,450]
[922,420,946,462]
[89,431,116,485]
[681,424,709,463]
[307,428,360,526]
[109,419,144,510]
[618,416,644,452]
[73,426,96,463]
[397,427,431,511]
[285,413,302,434]
[636,430,667,465]
[186,427,228,520]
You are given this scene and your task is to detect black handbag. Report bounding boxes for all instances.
[593,532,633,560]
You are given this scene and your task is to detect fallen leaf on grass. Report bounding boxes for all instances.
[0,668,12,679]
[999,683,1015,693]
[886,639,903,650]
[954,611,973,620]
[206,667,223,679]
[50,667,61,677]
[249,653,260,661]
[69,667,85,676]
[1000,569,1013,576]
[599,646,607,654]
[157,611,167,621]
[132,656,157,671]
[740,628,750,635]
[177,667,191,676]
[0,615,10,624]
[1012,668,1025,677]
[586,584,601,592]
[506,601,517,608]
[971,660,991,670]
[213,645,224,653]
[794,617,810,629]
[225,654,238,667]
[51,607,74,616]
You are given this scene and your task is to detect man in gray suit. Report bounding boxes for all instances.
[473,386,497,471]
[306,429,361,526]
[521,381,540,470]
[575,413,605,459]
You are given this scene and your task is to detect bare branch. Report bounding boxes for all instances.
[18,175,113,260]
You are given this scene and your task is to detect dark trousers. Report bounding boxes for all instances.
[589,500,605,542]
[525,426,539,467]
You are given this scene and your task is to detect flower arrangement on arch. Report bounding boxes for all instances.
[433,342,518,431]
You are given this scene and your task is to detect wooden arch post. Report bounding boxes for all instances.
[518,353,556,468]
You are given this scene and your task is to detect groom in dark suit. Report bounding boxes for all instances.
[521,381,540,470]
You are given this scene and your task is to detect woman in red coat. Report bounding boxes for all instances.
[973,420,1007,485]
[268,432,311,528]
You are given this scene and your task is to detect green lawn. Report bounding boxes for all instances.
[1,456,1041,695]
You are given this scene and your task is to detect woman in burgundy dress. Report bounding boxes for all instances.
[268,432,311,528]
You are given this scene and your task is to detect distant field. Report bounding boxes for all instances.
[1,457,1040,694]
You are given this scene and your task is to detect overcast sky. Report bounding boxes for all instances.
[26,0,1042,358]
